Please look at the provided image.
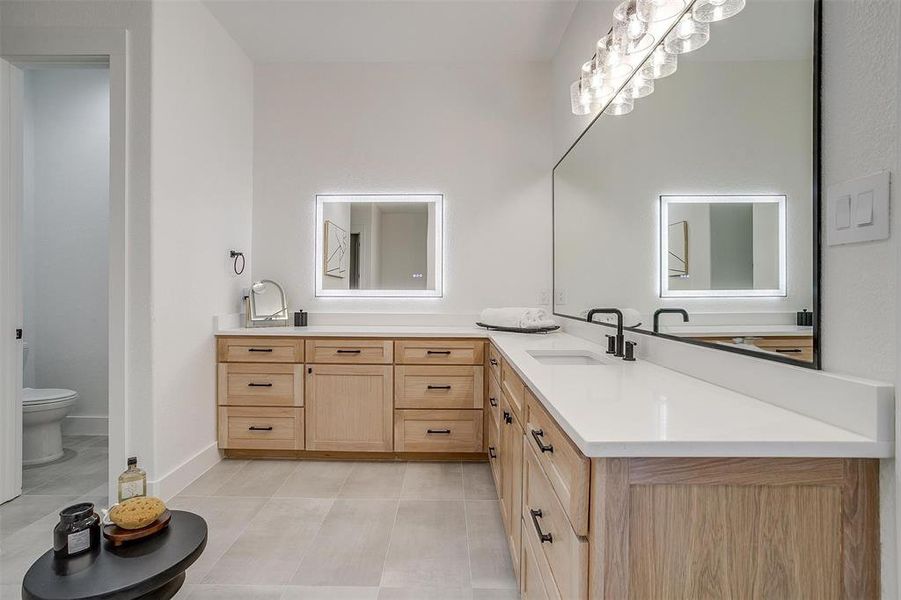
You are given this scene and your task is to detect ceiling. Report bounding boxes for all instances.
[203,0,578,63]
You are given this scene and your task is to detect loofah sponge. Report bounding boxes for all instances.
[108,497,166,530]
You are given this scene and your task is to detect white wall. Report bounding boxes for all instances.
[252,62,552,316]
[150,0,253,493]
[23,67,109,433]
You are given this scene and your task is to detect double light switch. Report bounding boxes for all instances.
[827,171,890,246]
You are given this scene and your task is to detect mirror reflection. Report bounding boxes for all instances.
[246,279,288,327]
[554,0,817,365]
[316,195,443,297]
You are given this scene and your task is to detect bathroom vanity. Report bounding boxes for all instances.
[214,326,887,599]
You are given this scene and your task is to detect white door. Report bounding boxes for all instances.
[0,58,24,504]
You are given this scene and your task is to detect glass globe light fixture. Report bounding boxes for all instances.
[625,72,654,99]
[604,92,634,116]
[613,0,656,54]
[570,80,593,116]
[636,0,687,23]
[664,12,710,54]
[597,33,634,80]
[641,45,678,79]
[693,0,745,23]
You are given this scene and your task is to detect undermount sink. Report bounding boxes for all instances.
[527,349,607,366]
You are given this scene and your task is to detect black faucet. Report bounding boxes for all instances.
[587,308,624,357]
[653,308,689,333]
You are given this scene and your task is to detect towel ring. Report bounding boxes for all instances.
[229,250,245,275]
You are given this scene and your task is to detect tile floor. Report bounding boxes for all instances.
[1,457,519,600]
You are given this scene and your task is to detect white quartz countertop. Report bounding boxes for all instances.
[216,325,490,338]
[214,325,889,458]
[660,325,813,337]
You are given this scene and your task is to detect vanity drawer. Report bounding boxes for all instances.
[218,406,304,450]
[487,369,501,426]
[394,409,483,453]
[521,514,563,600]
[305,339,393,364]
[217,337,304,363]
[751,337,814,362]
[487,408,500,486]
[501,359,526,423]
[395,366,483,409]
[395,340,485,365]
[525,391,590,536]
[217,364,304,407]
[488,344,502,382]
[522,440,588,600]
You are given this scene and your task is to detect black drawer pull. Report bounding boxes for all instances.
[248,348,273,353]
[530,509,553,544]
[489,358,498,366]
[774,348,803,353]
[427,385,452,390]
[531,429,554,453]
[427,350,452,355]
[427,429,451,435]
[336,349,362,354]
[248,426,273,431]
[488,446,496,459]
[503,411,512,424]
[248,382,273,388]
[489,397,498,407]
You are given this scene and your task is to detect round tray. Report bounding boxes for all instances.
[475,322,560,334]
[103,510,171,547]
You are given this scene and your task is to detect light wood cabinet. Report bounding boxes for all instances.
[487,343,502,382]
[395,339,484,365]
[499,393,523,581]
[305,364,394,452]
[394,365,483,409]
[521,513,562,600]
[501,359,525,424]
[217,363,304,407]
[218,406,304,450]
[217,337,304,363]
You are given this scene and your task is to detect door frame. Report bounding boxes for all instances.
[0,26,128,503]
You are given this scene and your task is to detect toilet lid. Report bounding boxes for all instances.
[23,388,78,406]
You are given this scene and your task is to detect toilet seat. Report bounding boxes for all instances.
[23,388,79,408]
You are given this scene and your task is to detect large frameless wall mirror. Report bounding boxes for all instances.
[315,194,444,297]
[554,0,820,367]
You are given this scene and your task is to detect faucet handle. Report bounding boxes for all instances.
[623,341,637,362]
[605,335,617,355]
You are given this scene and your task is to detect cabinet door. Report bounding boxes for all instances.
[500,394,524,579]
[305,364,394,452]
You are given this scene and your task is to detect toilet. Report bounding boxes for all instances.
[21,344,79,466]
[23,388,79,466]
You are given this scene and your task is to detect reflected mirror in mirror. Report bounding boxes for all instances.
[315,194,443,297]
[661,195,786,297]
[247,279,289,327]
[553,0,818,367]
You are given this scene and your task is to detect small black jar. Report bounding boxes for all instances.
[53,502,100,558]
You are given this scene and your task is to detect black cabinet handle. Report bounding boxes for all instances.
[530,509,553,543]
[774,348,803,353]
[427,429,451,435]
[531,429,554,453]
[503,411,512,424]
[248,426,273,431]
[248,348,273,353]
[427,385,452,390]
[489,358,498,366]
[489,397,498,407]
[488,447,496,459]
[248,382,273,388]
[427,350,451,355]
[336,349,362,354]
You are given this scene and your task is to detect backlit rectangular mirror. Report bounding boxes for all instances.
[315,194,443,297]
[660,195,786,298]
[553,0,819,367]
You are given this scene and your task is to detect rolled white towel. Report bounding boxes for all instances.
[480,307,557,329]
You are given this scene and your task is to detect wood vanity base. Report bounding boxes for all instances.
[223,449,488,462]
[589,457,879,600]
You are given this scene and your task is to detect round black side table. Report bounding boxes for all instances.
[22,510,207,600]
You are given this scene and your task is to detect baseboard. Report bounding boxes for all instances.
[149,442,221,501]
[62,415,108,436]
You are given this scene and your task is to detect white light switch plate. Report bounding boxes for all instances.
[827,171,890,246]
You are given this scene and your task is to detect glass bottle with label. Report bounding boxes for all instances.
[117,456,147,502]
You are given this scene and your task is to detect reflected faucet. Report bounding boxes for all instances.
[587,308,624,357]
[653,308,689,333]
